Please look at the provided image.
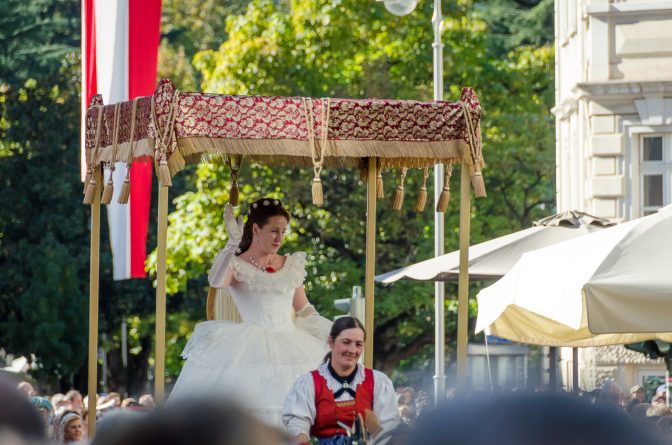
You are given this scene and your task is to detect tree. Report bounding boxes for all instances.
[151,0,556,384]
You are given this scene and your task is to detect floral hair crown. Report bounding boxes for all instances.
[249,199,283,214]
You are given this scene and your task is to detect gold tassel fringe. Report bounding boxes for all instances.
[101,179,114,205]
[312,178,324,206]
[83,180,96,205]
[158,160,172,187]
[414,168,430,212]
[83,170,92,195]
[471,171,487,198]
[436,162,453,213]
[391,168,407,211]
[229,182,239,207]
[117,178,130,204]
[376,170,384,199]
[436,185,451,213]
[414,188,427,212]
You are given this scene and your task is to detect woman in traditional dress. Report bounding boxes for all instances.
[282,317,400,445]
[170,198,331,427]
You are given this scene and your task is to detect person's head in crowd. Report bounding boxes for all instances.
[30,396,53,425]
[106,392,122,408]
[398,405,414,426]
[90,397,290,445]
[138,394,155,409]
[121,398,141,409]
[651,392,667,406]
[597,380,623,407]
[630,385,645,403]
[56,410,84,444]
[16,381,36,399]
[647,404,672,419]
[410,392,665,445]
[0,376,47,442]
[631,402,652,421]
[65,390,83,414]
[51,393,71,417]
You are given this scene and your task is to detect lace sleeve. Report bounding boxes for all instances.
[287,252,308,289]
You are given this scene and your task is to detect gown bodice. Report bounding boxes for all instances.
[229,252,307,331]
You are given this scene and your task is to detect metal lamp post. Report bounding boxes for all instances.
[378,0,450,405]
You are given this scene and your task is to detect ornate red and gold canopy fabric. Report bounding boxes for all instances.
[84,79,485,202]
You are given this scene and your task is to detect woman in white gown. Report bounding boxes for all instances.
[170,198,331,427]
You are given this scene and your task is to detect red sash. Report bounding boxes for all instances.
[309,367,374,438]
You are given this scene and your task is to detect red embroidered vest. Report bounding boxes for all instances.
[309,367,374,438]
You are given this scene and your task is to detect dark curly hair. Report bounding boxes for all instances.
[236,198,290,255]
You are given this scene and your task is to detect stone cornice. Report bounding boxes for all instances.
[574,80,672,100]
[586,3,672,17]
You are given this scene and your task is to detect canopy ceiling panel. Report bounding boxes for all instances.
[85,79,485,184]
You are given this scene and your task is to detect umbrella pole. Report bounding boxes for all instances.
[456,160,471,387]
[364,156,377,368]
[154,184,169,402]
[86,168,101,436]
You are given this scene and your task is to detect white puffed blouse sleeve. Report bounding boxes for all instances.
[282,372,316,438]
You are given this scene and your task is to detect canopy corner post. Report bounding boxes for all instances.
[154,184,169,402]
[456,160,471,388]
[364,156,377,368]
[87,168,101,437]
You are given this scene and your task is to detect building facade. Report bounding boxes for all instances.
[554,0,671,391]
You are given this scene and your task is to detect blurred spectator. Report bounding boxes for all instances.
[121,398,141,409]
[56,410,85,444]
[597,380,623,407]
[16,381,36,398]
[631,385,646,403]
[66,390,84,415]
[52,394,72,417]
[632,403,653,421]
[90,397,289,445]
[0,375,46,442]
[138,394,155,409]
[411,392,664,445]
[30,396,54,437]
[647,404,672,419]
[398,405,414,426]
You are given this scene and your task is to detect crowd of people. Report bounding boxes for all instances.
[4,375,672,445]
[12,380,155,444]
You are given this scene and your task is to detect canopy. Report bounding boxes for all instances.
[376,211,614,283]
[84,79,485,190]
[82,79,487,409]
[475,206,672,347]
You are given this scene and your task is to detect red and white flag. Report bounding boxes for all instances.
[82,0,162,280]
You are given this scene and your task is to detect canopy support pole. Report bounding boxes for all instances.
[86,168,101,436]
[432,0,446,405]
[154,184,169,402]
[456,161,471,387]
[364,156,377,368]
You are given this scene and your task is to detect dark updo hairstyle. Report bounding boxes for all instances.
[236,197,290,255]
[323,316,366,363]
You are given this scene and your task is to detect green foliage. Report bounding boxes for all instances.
[156,0,556,383]
[0,0,556,390]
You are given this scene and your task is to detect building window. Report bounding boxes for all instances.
[640,135,671,215]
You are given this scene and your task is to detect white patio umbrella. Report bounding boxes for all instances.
[376,211,614,283]
[475,206,672,347]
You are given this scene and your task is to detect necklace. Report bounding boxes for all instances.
[247,255,276,273]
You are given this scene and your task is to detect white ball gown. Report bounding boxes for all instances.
[170,252,330,426]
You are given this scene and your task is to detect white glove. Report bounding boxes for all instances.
[223,204,244,247]
[294,303,332,342]
[208,205,244,288]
